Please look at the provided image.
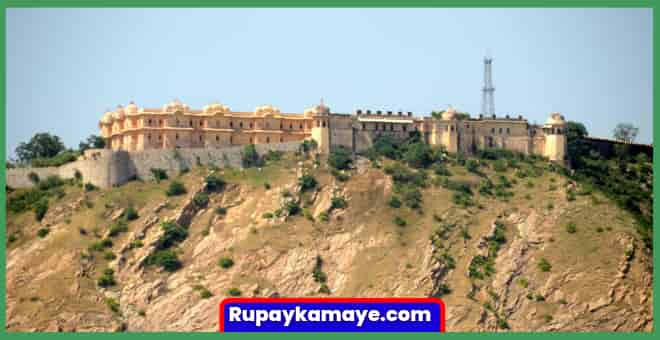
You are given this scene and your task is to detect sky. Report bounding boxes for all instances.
[6,8,653,157]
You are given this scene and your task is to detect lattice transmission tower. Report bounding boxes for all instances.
[481,55,495,116]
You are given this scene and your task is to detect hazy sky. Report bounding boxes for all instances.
[6,8,653,156]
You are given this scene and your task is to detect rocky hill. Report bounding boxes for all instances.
[5,149,653,332]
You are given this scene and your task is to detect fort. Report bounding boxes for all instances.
[5,99,568,189]
[99,99,568,160]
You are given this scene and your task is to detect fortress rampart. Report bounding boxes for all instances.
[7,99,569,189]
[6,142,302,189]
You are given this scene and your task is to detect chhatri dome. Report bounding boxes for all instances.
[112,105,125,120]
[100,111,113,124]
[545,112,566,125]
[125,101,138,115]
[304,99,330,117]
[441,107,457,120]
[254,105,280,117]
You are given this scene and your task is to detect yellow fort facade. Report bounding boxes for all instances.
[99,100,567,163]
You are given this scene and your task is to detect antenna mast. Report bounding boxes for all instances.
[481,54,495,116]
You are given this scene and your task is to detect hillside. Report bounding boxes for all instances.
[5,147,653,332]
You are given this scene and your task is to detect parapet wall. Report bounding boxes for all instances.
[6,142,302,189]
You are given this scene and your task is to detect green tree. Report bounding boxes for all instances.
[613,123,639,143]
[328,147,352,170]
[78,134,106,152]
[16,133,66,163]
[241,144,263,168]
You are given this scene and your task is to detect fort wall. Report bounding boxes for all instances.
[6,142,302,189]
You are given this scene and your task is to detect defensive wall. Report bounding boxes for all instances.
[6,141,302,189]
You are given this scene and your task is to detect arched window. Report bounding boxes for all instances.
[491,128,495,134]
[147,134,151,140]
[266,137,270,143]
[499,128,503,134]
[240,122,243,128]
[199,135,202,141]
[148,119,152,125]
[506,128,510,134]
[299,123,303,129]
[402,125,407,132]
[249,137,253,144]
[189,120,193,127]
[249,122,253,129]
[175,134,179,140]
[289,123,293,129]
[322,121,326,128]
[216,135,219,141]
[280,137,283,142]
[230,121,233,128]
[362,123,366,130]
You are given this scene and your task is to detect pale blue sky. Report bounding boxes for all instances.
[6,8,653,157]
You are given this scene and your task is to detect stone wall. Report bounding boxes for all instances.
[6,142,302,189]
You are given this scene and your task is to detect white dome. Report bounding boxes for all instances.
[112,105,125,120]
[545,112,566,125]
[254,105,280,117]
[100,111,113,124]
[125,102,138,114]
[441,107,457,120]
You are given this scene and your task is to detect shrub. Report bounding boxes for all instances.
[284,201,301,215]
[84,182,97,192]
[108,220,129,237]
[193,192,210,208]
[37,227,50,238]
[452,192,474,208]
[331,169,350,182]
[264,182,271,190]
[393,216,407,227]
[227,287,242,297]
[241,144,263,168]
[147,249,182,272]
[263,150,283,162]
[300,140,318,153]
[318,211,329,222]
[31,151,78,168]
[388,196,402,208]
[155,221,188,249]
[330,196,347,211]
[150,168,168,182]
[493,159,507,172]
[538,258,552,272]
[517,277,529,288]
[103,251,117,261]
[8,234,17,243]
[318,284,331,295]
[403,142,434,168]
[298,174,317,192]
[124,206,139,221]
[328,147,352,170]
[303,209,315,221]
[312,256,328,283]
[262,212,274,219]
[205,174,226,192]
[433,163,451,176]
[218,257,234,269]
[566,222,577,234]
[105,298,120,314]
[28,172,40,184]
[199,288,213,299]
[466,159,480,174]
[566,190,576,202]
[129,240,143,249]
[215,207,227,215]
[34,198,49,221]
[97,268,116,287]
[37,175,64,191]
[166,181,187,196]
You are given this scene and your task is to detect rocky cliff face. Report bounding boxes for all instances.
[5,155,653,332]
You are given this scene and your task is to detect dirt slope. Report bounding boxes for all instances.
[5,153,653,332]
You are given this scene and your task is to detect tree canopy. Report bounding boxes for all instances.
[613,123,639,143]
[15,133,66,163]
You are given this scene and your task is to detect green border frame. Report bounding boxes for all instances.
[0,1,656,337]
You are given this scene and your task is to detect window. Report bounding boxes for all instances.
[362,123,366,130]
[266,137,270,143]
[390,124,394,131]
[189,120,193,127]
[402,125,407,132]
[299,123,303,129]
[322,121,326,128]
[216,135,219,141]
[147,134,151,140]
[499,128,502,134]
[249,122,253,129]
[280,137,283,142]
[506,128,510,134]
[175,134,179,140]
[199,135,202,141]
[240,122,243,128]
[158,135,162,140]
[230,121,233,128]
[289,123,293,129]
[200,121,203,127]
[148,119,152,125]
[491,128,495,134]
